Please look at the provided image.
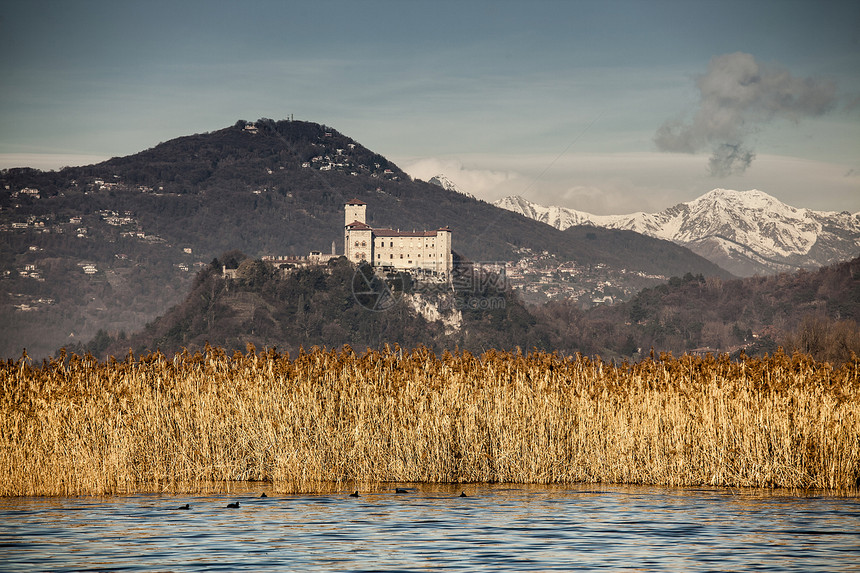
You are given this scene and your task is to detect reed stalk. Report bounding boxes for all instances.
[2,346,858,495]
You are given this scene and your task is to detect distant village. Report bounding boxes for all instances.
[1,179,203,314]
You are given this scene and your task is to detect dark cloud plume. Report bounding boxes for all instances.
[708,143,755,177]
[655,52,837,176]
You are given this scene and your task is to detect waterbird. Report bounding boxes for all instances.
[459,492,468,497]
[174,504,190,510]
[395,488,409,494]
[349,491,360,497]
[227,502,240,508]
[260,493,268,498]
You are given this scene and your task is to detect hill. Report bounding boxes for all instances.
[548,255,860,363]
[99,253,542,358]
[87,252,860,365]
[0,118,730,359]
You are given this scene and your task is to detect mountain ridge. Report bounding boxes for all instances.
[428,174,475,199]
[493,189,860,276]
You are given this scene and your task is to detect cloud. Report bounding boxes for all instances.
[708,143,755,177]
[843,94,860,113]
[655,52,837,176]
[398,151,860,215]
[400,157,519,197]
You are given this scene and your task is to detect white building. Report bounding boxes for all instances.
[344,199,452,278]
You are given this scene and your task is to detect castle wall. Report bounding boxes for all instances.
[346,228,373,263]
[372,233,435,271]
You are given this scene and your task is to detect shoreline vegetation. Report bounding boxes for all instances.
[2,345,858,496]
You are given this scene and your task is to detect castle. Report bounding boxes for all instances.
[344,199,453,278]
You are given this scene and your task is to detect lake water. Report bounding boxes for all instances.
[2,483,859,571]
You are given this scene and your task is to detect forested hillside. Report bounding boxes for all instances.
[94,254,540,358]
[537,255,860,363]
[80,254,860,365]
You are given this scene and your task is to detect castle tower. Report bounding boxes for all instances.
[435,227,453,278]
[344,199,368,262]
[345,198,366,226]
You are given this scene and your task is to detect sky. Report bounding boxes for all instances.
[1,0,858,214]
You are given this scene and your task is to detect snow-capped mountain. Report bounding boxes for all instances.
[427,174,475,199]
[494,189,860,277]
[493,195,595,229]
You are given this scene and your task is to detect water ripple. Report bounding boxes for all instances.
[1,485,858,571]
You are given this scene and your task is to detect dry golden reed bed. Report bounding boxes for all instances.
[2,345,858,496]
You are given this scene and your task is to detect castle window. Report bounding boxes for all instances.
[400,254,403,259]
[390,241,393,247]
[354,241,359,247]
[361,240,366,247]
[390,254,393,259]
